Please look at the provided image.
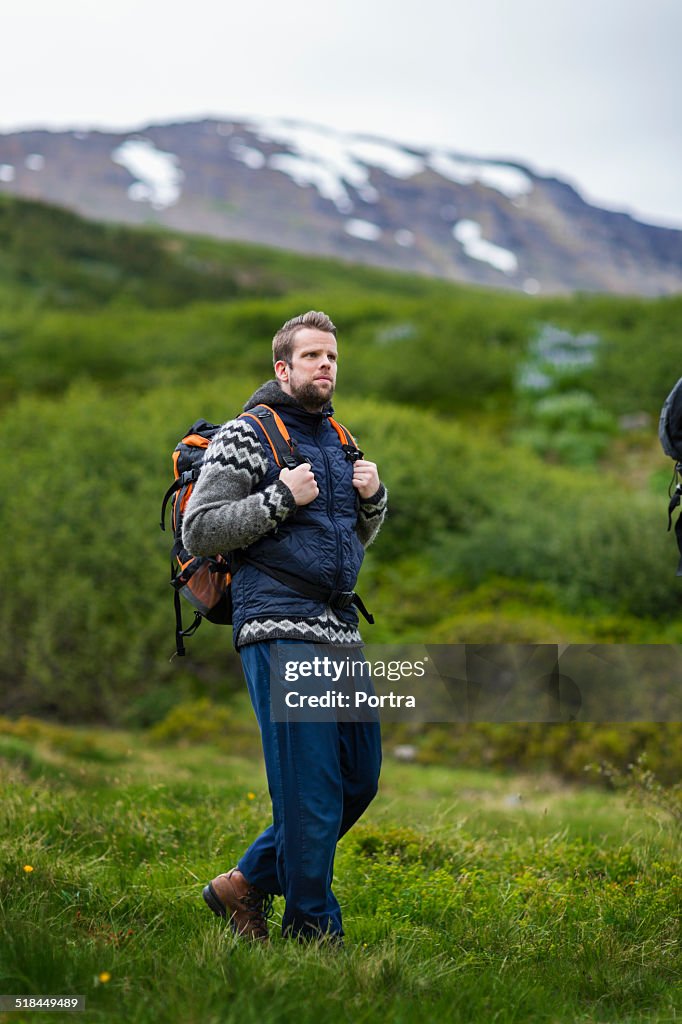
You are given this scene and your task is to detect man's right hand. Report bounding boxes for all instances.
[279,463,319,506]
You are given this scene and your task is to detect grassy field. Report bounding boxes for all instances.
[1,195,680,1024]
[1,719,680,1024]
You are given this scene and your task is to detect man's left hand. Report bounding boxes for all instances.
[352,460,381,500]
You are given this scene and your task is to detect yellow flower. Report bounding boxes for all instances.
[23,865,34,873]
[98,972,111,984]
[247,792,256,800]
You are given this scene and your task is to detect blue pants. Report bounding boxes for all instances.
[237,640,382,939]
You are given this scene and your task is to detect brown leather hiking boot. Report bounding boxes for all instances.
[202,868,272,942]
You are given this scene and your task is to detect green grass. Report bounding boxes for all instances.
[1,722,680,1023]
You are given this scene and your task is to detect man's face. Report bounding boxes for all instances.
[275,328,338,411]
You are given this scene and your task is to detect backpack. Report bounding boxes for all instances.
[659,377,682,575]
[160,404,370,656]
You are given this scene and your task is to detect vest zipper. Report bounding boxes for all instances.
[317,421,345,594]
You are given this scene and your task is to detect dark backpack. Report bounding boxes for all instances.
[659,377,682,574]
[160,404,370,656]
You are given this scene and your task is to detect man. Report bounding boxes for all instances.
[182,310,387,944]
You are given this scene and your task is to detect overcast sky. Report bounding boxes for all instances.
[3,0,681,227]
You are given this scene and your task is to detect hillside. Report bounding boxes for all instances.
[1,195,681,725]
[1,117,681,296]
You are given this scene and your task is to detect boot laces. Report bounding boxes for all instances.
[241,886,273,924]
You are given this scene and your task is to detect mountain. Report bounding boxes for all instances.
[1,116,680,296]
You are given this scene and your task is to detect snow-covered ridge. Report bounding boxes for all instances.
[100,121,526,270]
[246,117,533,211]
[105,119,531,227]
[0,116,673,297]
[428,152,532,199]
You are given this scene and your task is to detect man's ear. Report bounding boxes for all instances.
[274,359,289,383]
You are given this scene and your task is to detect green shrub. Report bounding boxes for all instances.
[149,698,235,743]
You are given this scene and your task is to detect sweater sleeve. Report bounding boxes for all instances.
[181,418,297,556]
[356,483,388,548]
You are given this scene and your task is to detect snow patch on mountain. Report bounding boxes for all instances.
[358,183,380,203]
[0,164,15,182]
[250,118,426,212]
[345,138,424,179]
[112,139,183,209]
[429,152,532,199]
[453,220,518,274]
[229,139,266,169]
[345,219,382,241]
[247,117,532,210]
[268,153,354,212]
[395,229,415,247]
[260,122,368,211]
[25,154,45,171]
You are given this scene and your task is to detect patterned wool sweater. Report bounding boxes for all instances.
[182,381,387,648]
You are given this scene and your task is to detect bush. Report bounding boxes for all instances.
[0,379,251,722]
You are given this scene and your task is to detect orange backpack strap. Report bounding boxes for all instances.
[327,417,355,447]
[241,406,364,466]
[239,404,304,469]
[328,417,364,461]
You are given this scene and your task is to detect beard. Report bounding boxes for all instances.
[289,377,335,411]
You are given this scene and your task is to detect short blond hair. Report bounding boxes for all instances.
[272,310,337,366]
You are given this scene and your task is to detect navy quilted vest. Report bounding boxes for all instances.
[230,396,365,641]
